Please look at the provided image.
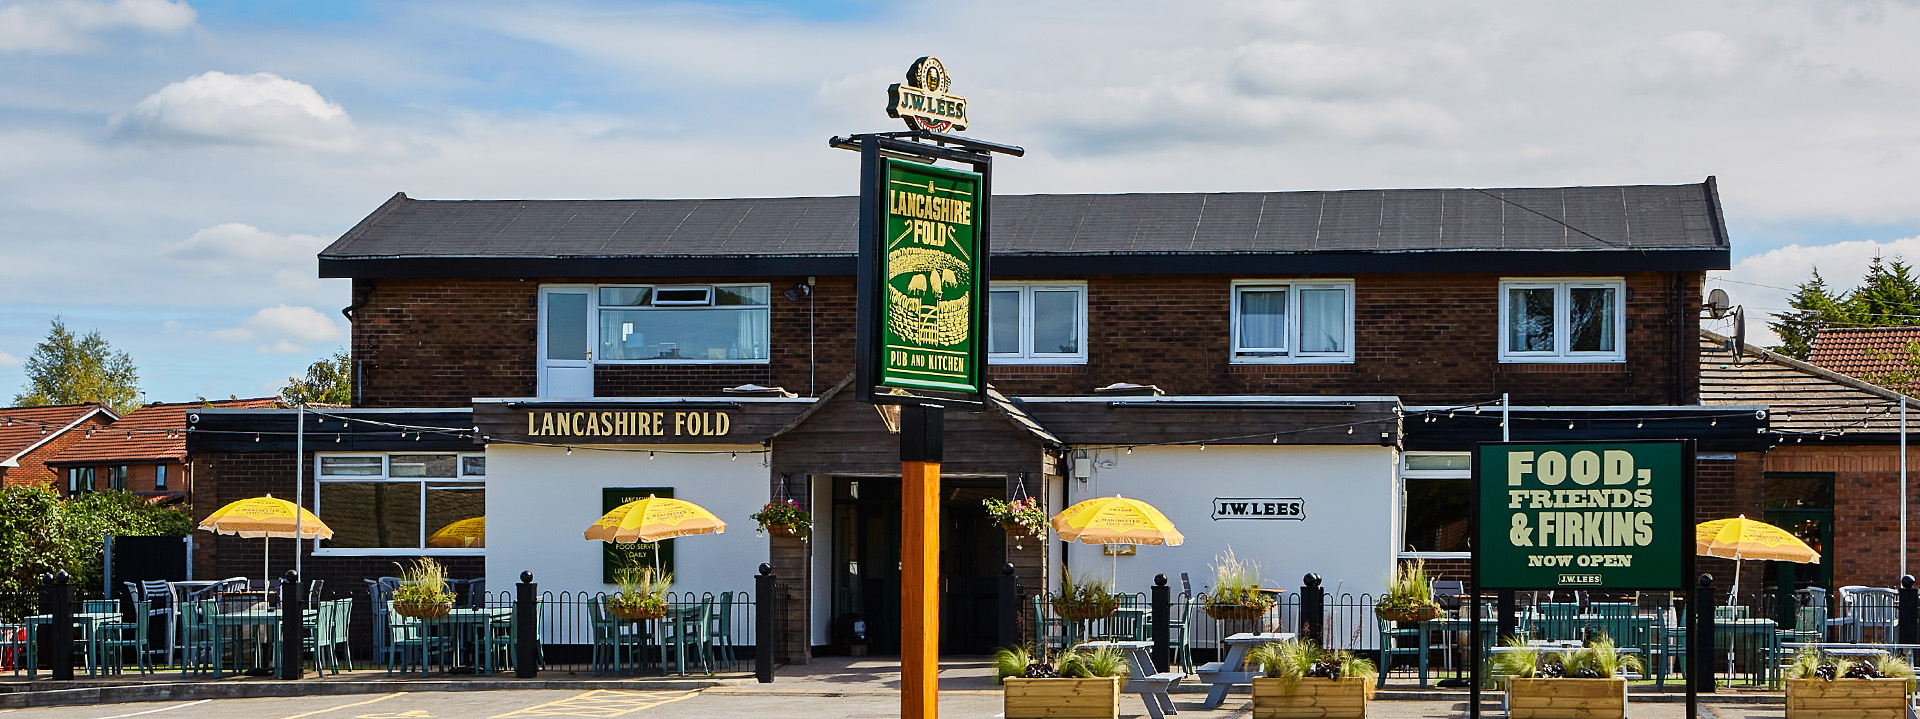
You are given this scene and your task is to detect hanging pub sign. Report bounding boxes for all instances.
[888,56,968,132]
[1474,440,1693,590]
[870,158,985,394]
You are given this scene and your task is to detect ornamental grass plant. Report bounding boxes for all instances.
[1249,637,1378,693]
[606,565,672,619]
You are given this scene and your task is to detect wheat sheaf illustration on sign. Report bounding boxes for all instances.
[886,247,971,347]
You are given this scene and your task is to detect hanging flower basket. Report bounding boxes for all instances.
[1207,600,1274,621]
[1051,597,1118,621]
[764,523,804,536]
[1375,602,1441,623]
[391,600,453,619]
[752,500,812,536]
[607,600,669,620]
[985,498,1046,540]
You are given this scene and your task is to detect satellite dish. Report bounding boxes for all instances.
[1731,306,1746,361]
[1706,288,1732,319]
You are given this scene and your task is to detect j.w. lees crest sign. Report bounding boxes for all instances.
[887,57,968,133]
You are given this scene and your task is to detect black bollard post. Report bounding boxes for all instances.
[1497,589,1517,641]
[999,563,1018,650]
[1299,574,1324,647]
[1151,574,1170,672]
[1694,574,1715,694]
[279,570,302,679]
[47,571,74,680]
[756,563,775,683]
[516,571,539,678]
[1900,576,1918,646]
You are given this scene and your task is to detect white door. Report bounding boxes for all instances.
[539,287,594,397]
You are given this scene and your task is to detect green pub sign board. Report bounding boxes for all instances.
[602,487,675,584]
[875,158,985,394]
[1475,441,1689,590]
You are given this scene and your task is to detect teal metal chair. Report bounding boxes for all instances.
[97,602,153,675]
[1031,594,1064,650]
[2,623,27,675]
[662,595,714,675]
[707,592,737,670]
[83,599,119,615]
[385,601,448,675]
[588,597,647,674]
[1376,615,1426,688]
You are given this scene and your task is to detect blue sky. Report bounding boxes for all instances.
[3,0,1920,402]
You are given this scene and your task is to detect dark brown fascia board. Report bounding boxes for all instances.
[46,455,183,467]
[318,248,1731,280]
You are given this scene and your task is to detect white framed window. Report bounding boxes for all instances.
[1499,278,1625,362]
[314,452,486,555]
[154,464,167,490]
[988,283,1087,364]
[1401,452,1470,557]
[1230,280,1355,363]
[593,284,769,363]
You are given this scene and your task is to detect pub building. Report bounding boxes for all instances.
[187,178,1764,662]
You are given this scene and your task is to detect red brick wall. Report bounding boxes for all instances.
[350,272,1698,406]
[1766,446,1920,589]
[190,451,485,657]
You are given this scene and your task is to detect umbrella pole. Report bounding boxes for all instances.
[1728,553,1741,607]
[264,535,271,589]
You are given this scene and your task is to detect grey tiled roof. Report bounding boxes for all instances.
[1699,329,1914,436]
[322,181,1728,260]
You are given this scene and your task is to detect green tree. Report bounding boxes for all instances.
[279,347,351,406]
[1769,269,1854,360]
[0,486,188,612]
[13,317,141,414]
[1851,256,1920,326]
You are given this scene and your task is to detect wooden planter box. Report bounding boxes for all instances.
[1003,677,1120,719]
[1506,677,1627,719]
[1251,676,1373,718]
[1785,678,1909,719]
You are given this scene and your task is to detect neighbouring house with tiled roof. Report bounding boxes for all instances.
[1700,328,1920,596]
[0,404,119,489]
[45,398,283,500]
[1807,326,1920,391]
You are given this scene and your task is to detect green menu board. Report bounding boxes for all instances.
[602,487,675,584]
[1476,442,1689,590]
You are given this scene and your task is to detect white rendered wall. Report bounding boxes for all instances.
[811,475,832,644]
[485,443,769,601]
[1061,445,1399,646]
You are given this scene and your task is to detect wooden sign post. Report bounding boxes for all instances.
[838,56,1023,719]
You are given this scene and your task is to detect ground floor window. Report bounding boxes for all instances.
[315,453,486,553]
[1402,453,1470,554]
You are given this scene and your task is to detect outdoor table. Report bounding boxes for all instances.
[420,607,515,674]
[1415,614,1503,684]
[1196,631,1293,709]
[1782,641,1920,662]
[1714,618,1779,687]
[1081,640,1184,719]
[23,612,121,677]
[207,607,306,677]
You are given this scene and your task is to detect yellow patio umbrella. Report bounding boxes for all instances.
[1696,515,1820,605]
[1052,495,1183,582]
[585,495,727,544]
[427,516,486,548]
[1051,495,1185,546]
[198,495,333,584]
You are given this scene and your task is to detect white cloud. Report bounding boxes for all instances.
[1710,233,1920,346]
[211,305,347,355]
[0,0,194,53]
[165,222,330,275]
[0,350,19,367]
[114,71,357,150]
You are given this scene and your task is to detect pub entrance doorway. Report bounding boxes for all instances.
[829,475,1006,655]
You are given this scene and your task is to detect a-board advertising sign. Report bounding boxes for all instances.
[869,158,986,395]
[1474,440,1692,590]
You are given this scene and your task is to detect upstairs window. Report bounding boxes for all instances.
[1231,281,1355,363]
[988,283,1087,364]
[154,464,168,490]
[1500,279,1624,362]
[593,284,770,362]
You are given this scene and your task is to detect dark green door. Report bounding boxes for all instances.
[832,478,902,654]
[1762,472,1834,592]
